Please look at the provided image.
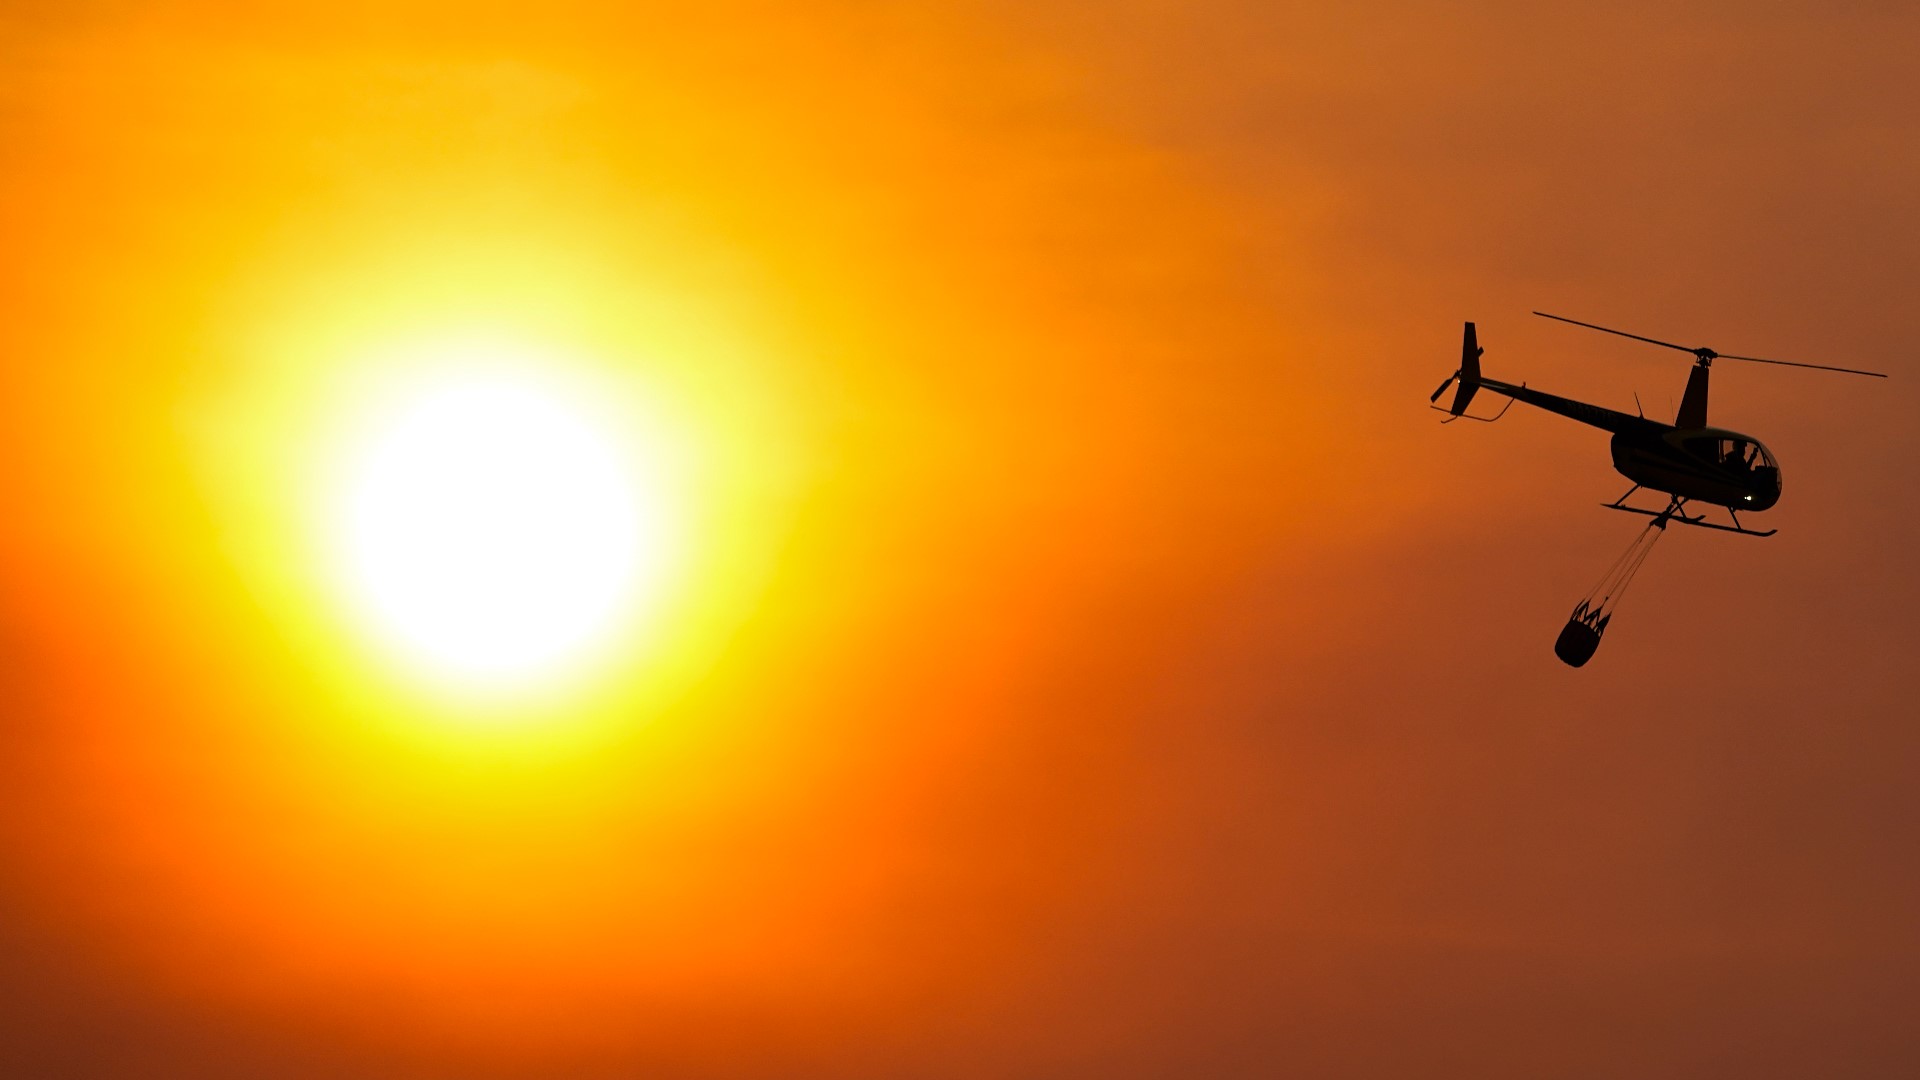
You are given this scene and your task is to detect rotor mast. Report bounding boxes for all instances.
[1676,354,1710,428]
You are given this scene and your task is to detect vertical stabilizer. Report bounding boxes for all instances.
[1451,322,1484,416]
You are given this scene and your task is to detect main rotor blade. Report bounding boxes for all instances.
[1535,309,1889,378]
[1532,311,1700,355]
[1716,354,1888,378]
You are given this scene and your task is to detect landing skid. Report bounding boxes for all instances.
[1602,486,1777,537]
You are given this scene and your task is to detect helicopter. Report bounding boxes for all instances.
[1430,310,1887,536]
[1428,311,1887,666]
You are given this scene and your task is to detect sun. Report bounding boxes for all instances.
[323,341,679,696]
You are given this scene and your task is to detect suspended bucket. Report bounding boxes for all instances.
[1554,520,1666,668]
[1553,603,1606,668]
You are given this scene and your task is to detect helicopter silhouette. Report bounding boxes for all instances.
[1429,311,1887,666]
[1430,310,1886,537]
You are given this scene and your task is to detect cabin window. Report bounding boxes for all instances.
[1682,436,1722,463]
[1683,436,1775,470]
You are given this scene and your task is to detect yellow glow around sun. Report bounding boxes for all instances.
[325,347,675,694]
[184,230,813,740]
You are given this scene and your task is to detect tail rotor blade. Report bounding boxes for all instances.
[1430,373,1457,403]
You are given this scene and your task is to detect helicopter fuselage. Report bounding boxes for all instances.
[1610,426,1779,510]
[1475,377,1781,511]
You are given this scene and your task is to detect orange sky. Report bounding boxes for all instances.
[3,2,1918,1076]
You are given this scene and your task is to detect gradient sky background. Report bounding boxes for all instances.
[3,2,1918,1077]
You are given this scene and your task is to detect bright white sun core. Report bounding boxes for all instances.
[322,348,678,695]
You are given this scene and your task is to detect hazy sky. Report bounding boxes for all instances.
[3,2,1917,1077]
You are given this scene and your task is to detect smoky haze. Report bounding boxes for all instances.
[1,2,1916,1077]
